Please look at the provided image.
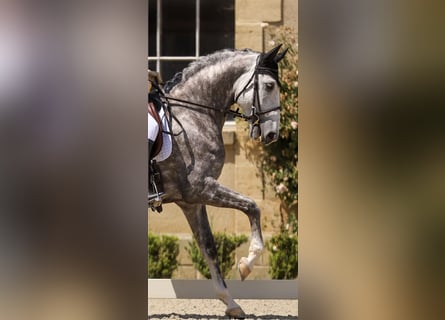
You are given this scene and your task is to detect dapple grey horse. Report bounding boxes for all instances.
[156,45,287,318]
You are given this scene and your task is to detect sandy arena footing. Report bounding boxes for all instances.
[148,298,298,319]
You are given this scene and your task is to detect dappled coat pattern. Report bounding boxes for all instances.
[155,45,287,318]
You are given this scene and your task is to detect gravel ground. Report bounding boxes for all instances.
[148,299,298,319]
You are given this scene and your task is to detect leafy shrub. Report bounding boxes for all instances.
[148,233,179,278]
[251,27,298,279]
[267,229,298,279]
[244,26,298,232]
[186,233,248,279]
[262,26,298,231]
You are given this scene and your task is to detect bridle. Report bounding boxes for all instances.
[159,53,281,137]
[234,55,281,137]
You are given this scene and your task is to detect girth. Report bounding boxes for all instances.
[148,102,163,159]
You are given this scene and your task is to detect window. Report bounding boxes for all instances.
[148,0,235,81]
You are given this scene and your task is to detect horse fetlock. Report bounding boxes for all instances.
[217,289,241,317]
[238,239,263,281]
[216,287,231,304]
[221,291,244,318]
[248,247,263,263]
[249,236,264,257]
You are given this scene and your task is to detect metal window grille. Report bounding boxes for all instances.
[148,0,234,81]
[148,0,200,73]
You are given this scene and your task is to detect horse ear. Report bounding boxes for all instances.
[262,44,283,62]
[274,47,288,63]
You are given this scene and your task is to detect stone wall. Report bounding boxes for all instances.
[236,0,298,51]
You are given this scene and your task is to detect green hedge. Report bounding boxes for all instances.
[186,233,248,279]
[148,233,179,278]
[267,230,298,279]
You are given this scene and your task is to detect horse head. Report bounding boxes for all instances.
[234,44,288,145]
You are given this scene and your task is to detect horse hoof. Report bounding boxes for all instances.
[225,306,246,319]
[238,257,251,281]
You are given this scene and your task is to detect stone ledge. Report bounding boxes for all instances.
[148,279,298,299]
[223,121,236,145]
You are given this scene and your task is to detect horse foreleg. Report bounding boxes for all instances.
[177,202,246,319]
[199,177,264,281]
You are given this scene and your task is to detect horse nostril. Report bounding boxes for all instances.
[267,132,277,141]
[264,132,277,144]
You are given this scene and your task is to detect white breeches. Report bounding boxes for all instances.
[148,113,159,142]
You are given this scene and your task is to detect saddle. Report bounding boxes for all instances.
[148,101,163,159]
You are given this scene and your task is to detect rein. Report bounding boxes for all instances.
[164,55,280,124]
[164,96,253,121]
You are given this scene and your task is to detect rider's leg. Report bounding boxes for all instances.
[148,113,159,142]
[148,140,157,200]
[148,139,154,159]
[148,112,160,202]
[148,139,165,203]
[148,113,165,207]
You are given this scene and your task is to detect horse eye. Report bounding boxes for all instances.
[265,83,275,90]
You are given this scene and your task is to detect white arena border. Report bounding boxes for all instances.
[148,279,298,299]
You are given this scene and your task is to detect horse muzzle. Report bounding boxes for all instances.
[263,131,278,145]
[260,120,279,145]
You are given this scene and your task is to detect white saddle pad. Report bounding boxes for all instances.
[153,107,172,162]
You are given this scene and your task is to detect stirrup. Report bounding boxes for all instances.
[149,160,165,213]
[148,183,165,213]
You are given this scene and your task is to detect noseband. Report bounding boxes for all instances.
[234,56,281,137]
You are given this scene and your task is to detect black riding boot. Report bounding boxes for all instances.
[148,140,165,212]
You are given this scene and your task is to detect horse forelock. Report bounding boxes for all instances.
[164,49,258,93]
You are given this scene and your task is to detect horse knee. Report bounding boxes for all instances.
[245,199,260,215]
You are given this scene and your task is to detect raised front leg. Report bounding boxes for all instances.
[197,177,264,281]
[177,202,246,319]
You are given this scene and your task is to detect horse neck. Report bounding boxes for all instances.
[172,54,258,127]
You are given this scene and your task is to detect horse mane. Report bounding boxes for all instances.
[163,48,256,93]
[163,72,183,93]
